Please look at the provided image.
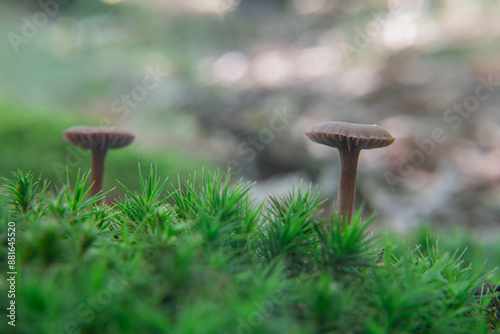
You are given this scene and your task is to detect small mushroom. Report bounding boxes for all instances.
[62,126,135,198]
[306,121,395,223]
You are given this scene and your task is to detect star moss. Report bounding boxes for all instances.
[0,167,498,333]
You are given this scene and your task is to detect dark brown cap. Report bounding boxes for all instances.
[306,121,395,151]
[62,126,135,151]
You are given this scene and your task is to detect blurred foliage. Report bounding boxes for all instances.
[387,225,500,283]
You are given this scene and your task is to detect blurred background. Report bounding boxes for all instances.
[1,0,499,234]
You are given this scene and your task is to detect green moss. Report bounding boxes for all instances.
[0,169,498,334]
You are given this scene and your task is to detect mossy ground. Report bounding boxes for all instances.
[0,167,499,334]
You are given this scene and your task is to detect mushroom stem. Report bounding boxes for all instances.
[90,149,107,198]
[337,148,361,223]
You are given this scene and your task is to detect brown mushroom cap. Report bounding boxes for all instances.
[306,121,395,151]
[62,126,135,151]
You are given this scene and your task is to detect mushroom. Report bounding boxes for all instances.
[62,126,135,198]
[306,121,395,223]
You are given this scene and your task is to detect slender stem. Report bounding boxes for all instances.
[336,148,361,224]
[90,149,107,198]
